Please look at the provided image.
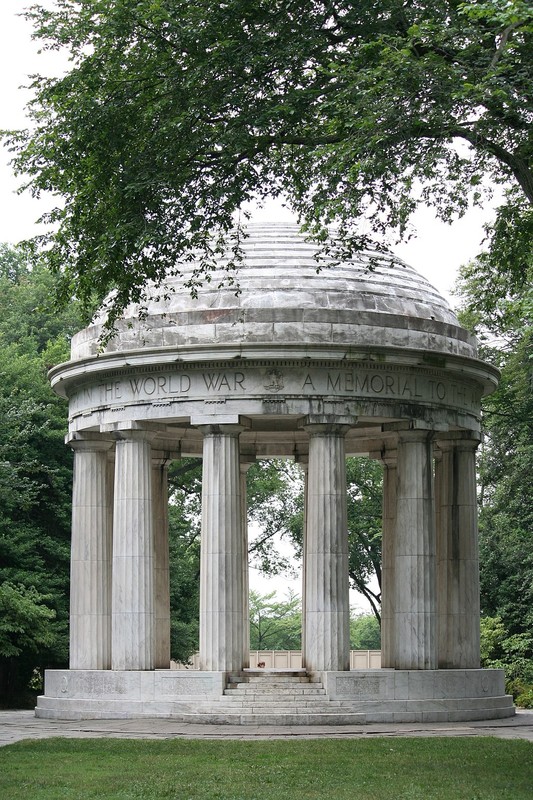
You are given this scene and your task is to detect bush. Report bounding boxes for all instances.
[515,688,533,709]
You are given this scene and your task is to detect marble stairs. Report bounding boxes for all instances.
[175,670,366,725]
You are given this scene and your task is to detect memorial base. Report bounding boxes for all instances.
[36,668,514,724]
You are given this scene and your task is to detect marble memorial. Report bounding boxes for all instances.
[36,224,514,723]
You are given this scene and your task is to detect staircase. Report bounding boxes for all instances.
[174,669,365,725]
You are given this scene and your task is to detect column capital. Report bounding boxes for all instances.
[151,449,178,467]
[196,423,249,437]
[300,416,355,435]
[240,455,256,473]
[435,431,481,453]
[396,428,435,445]
[66,433,114,452]
[376,442,398,467]
[99,423,160,445]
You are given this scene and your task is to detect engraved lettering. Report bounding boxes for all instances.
[130,377,143,396]
[158,377,168,394]
[385,374,395,394]
[302,374,316,391]
[401,378,412,397]
[354,374,369,392]
[370,375,384,394]
[327,373,341,391]
[203,373,220,391]
[143,377,156,395]
[235,372,246,391]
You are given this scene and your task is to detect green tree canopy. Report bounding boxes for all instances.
[350,613,381,650]
[0,244,85,704]
[456,233,532,652]
[249,590,302,651]
[3,1,532,328]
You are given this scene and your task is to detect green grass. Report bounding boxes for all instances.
[0,737,532,799]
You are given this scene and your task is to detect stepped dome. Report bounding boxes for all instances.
[70,223,477,362]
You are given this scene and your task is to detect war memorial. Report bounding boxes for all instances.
[36,223,515,724]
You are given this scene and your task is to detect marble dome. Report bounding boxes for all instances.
[70,223,477,363]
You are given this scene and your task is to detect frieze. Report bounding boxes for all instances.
[68,362,481,417]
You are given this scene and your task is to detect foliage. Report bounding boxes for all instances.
[350,613,381,650]
[471,331,533,637]
[0,244,84,704]
[1,738,533,800]
[515,687,533,709]
[457,232,532,685]
[246,456,383,620]
[456,223,532,342]
[249,590,301,651]
[346,458,383,619]
[167,458,202,663]
[247,459,304,576]
[3,1,532,328]
[0,583,56,660]
[480,616,533,703]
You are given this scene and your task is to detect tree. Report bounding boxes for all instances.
[346,459,383,620]
[456,233,532,652]
[247,459,304,577]
[167,458,203,663]
[246,456,383,621]
[476,329,533,637]
[0,245,85,704]
[350,613,381,650]
[0,583,56,705]
[249,590,301,651]
[3,1,531,328]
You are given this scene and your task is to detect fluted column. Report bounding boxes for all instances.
[394,429,437,669]
[303,424,351,672]
[198,425,245,672]
[69,438,113,669]
[240,458,254,670]
[436,435,481,668]
[112,431,155,670]
[299,458,309,664]
[379,445,397,668]
[152,454,171,669]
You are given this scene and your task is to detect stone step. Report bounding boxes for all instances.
[218,669,358,723]
[224,686,326,695]
[214,702,351,711]
[228,676,312,685]
[242,669,308,677]
[230,669,306,676]
[173,711,366,726]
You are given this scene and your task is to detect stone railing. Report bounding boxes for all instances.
[171,650,382,670]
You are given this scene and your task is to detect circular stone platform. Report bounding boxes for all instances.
[40,223,513,724]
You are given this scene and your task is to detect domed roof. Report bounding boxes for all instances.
[70,223,477,361]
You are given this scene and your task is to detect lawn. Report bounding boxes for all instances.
[0,737,531,800]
